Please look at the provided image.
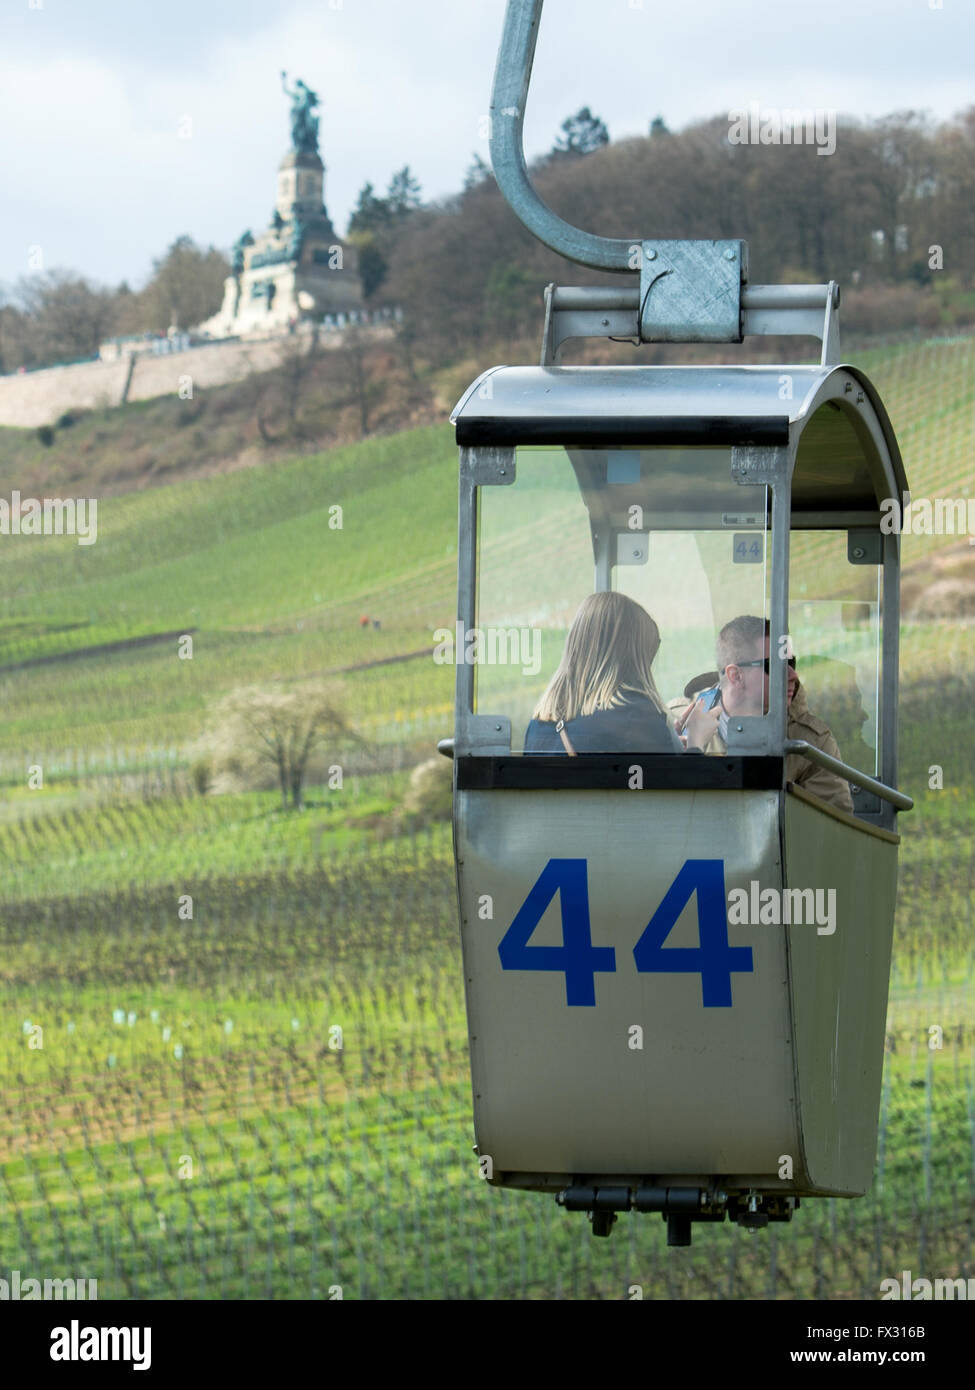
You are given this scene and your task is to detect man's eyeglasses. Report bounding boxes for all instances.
[732,657,797,673]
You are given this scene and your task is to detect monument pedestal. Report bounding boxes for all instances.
[196,88,363,339]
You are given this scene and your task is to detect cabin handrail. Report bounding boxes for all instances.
[784,740,913,811]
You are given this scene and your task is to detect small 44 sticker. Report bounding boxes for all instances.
[497,858,752,1007]
[733,533,764,564]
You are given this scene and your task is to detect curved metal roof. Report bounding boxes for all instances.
[453,364,825,429]
[451,364,908,502]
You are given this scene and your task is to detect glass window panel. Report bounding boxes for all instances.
[474,448,594,739]
[474,445,772,754]
[788,531,881,776]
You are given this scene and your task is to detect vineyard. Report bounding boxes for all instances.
[0,333,973,1299]
[1,802,972,1300]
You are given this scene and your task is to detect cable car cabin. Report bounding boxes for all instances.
[444,363,913,1243]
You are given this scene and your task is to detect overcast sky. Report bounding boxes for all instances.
[3,0,973,290]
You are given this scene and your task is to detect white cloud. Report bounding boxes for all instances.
[2,0,973,287]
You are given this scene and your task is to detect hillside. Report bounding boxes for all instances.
[1,331,973,1302]
[0,333,972,780]
[0,336,445,497]
[0,422,457,765]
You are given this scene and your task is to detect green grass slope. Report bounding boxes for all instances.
[0,423,458,760]
[1,334,972,770]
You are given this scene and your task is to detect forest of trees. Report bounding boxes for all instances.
[2,106,974,376]
[0,236,230,373]
[378,107,975,361]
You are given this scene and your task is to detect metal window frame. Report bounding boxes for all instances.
[453,424,905,829]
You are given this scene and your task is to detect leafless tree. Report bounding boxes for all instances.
[206,684,362,811]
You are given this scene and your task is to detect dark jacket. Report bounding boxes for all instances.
[524,696,682,754]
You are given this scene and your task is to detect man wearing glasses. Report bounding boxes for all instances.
[679,615,854,813]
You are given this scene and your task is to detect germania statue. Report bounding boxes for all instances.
[280,71,321,155]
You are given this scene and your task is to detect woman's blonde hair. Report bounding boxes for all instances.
[533,591,667,722]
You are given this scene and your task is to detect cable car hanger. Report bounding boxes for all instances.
[490,0,841,365]
[446,0,914,1247]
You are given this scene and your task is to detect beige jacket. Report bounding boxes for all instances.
[670,681,854,814]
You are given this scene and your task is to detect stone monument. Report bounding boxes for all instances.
[197,74,363,337]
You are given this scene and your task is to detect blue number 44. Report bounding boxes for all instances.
[498,858,752,1007]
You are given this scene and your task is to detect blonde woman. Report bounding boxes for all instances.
[524,591,719,754]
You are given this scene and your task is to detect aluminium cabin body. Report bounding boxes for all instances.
[444,360,911,1242]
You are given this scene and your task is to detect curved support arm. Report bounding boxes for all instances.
[490,0,635,271]
[784,740,913,811]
